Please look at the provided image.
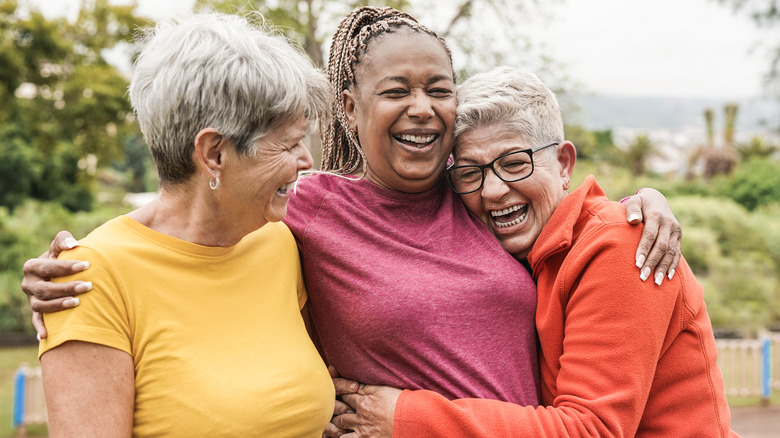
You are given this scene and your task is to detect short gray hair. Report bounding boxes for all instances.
[129,13,331,185]
[454,66,563,156]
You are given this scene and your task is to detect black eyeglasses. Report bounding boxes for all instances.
[445,142,559,194]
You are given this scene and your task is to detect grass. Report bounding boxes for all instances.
[0,346,47,437]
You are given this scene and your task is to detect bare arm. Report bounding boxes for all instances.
[41,340,134,437]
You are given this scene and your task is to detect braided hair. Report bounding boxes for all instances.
[321,6,454,174]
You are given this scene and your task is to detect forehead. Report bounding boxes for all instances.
[456,124,531,161]
[263,116,308,144]
[356,29,452,83]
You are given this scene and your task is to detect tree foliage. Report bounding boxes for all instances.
[0,0,147,211]
[193,0,565,83]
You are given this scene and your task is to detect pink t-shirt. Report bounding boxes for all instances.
[284,173,540,406]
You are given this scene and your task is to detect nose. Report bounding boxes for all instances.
[480,168,510,201]
[297,142,314,171]
[407,90,435,120]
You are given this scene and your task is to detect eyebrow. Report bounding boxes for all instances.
[377,74,454,86]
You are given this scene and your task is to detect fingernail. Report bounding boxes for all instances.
[62,297,80,308]
[628,213,641,223]
[654,272,664,286]
[668,268,675,280]
[74,281,93,293]
[72,261,90,271]
[640,267,651,281]
[36,333,41,342]
[64,237,79,249]
[350,382,358,391]
[346,410,356,415]
[635,254,645,268]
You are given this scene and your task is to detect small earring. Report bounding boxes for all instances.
[563,178,570,190]
[209,176,220,190]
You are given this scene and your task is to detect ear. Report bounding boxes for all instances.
[557,141,577,190]
[194,127,225,180]
[342,88,358,133]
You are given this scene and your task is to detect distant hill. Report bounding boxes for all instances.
[563,94,780,135]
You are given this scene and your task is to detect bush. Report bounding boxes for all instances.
[720,158,780,211]
[680,227,721,274]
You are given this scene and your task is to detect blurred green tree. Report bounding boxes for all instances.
[0,0,147,211]
[721,157,780,211]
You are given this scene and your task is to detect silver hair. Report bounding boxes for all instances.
[454,66,564,156]
[128,12,331,185]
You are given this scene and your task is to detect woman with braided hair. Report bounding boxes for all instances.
[22,6,684,435]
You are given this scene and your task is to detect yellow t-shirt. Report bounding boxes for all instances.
[40,216,334,437]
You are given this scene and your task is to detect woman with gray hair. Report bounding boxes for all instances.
[329,66,736,437]
[37,13,335,436]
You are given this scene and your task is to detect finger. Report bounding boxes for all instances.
[29,295,82,314]
[23,258,90,282]
[651,245,679,285]
[328,365,340,378]
[32,312,47,340]
[667,233,682,280]
[51,231,79,258]
[624,196,643,225]
[323,422,349,437]
[21,267,92,300]
[331,413,358,431]
[333,400,354,416]
[333,377,360,396]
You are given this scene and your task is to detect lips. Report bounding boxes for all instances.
[490,204,528,228]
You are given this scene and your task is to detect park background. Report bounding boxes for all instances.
[1,0,779,436]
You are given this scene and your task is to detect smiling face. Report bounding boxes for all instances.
[222,117,313,230]
[342,29,456,193]
[455,124,575,259]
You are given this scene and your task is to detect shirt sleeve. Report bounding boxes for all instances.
[39,245,132,359]
[394,222,679,437]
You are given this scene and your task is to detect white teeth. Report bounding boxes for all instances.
[491,204,522,217]
[277,181,296,194]
[495,211,527,228]
[491,204,527,228]
[397,134,435,144]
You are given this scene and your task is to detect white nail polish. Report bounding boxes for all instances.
[72,261,90,271]
[64,237,79,249]
[75,281,93,293]
[640,267,651,281]
[36,333,42,342]
[628,213,641,223]
[636,254,645,269]
[668,269,675,280]
[63,297,80,308]
[655,272,664,286]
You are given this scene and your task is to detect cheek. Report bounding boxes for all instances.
[461,194,487,222]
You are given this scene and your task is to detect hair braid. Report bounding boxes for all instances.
[321,6,454,174]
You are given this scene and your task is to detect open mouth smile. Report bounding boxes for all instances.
[277,181,296,195]
[491,204,528,228]
[394,133,438,148]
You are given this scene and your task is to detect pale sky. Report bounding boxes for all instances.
[29,0,770,100]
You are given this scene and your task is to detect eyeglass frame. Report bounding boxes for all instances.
[445,141,560,195]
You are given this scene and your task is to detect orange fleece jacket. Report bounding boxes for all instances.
[393,175,738,437]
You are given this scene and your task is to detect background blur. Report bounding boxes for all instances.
[1,0,779,436]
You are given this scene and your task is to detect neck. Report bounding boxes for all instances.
[127,182,260,247]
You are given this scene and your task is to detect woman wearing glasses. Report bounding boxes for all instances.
[329,67,735,437]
